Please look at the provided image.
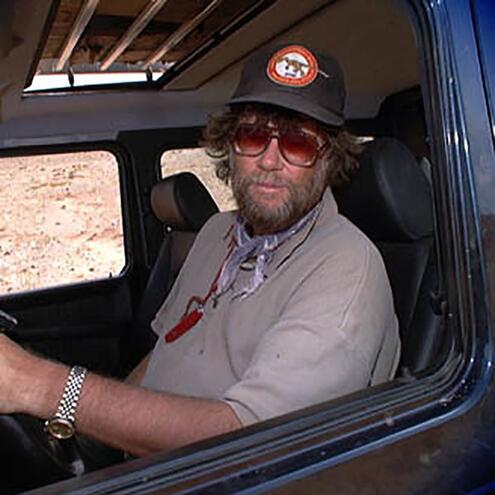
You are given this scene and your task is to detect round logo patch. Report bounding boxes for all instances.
[266,45,318,87]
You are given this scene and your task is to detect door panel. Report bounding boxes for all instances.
[0,276,132,375]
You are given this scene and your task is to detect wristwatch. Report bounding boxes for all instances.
[45,365,88,440]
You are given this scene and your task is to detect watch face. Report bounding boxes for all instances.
[46,417,75,440]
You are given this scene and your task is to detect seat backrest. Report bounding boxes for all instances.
[334,138,443,374]
[149,172,219,279]
[133,172,219,360]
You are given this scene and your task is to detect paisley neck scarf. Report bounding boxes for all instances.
[216,203,320,300]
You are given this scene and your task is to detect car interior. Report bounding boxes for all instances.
[0,0,451,492]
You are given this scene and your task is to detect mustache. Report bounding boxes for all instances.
[242,172,291,188]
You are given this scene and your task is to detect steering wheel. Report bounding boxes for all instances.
[0,309,123,493]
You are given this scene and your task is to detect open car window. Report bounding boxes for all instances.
[0,150,125,294]
[160,148,235,211]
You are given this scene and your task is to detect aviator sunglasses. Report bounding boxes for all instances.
[231,124,329,167]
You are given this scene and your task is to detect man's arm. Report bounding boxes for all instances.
[0,335,241,457]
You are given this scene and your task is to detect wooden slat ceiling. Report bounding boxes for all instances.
[39,0,262,72]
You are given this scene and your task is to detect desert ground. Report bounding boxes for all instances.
[0,148,234,294]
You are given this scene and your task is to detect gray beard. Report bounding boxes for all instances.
[231,165,328,234]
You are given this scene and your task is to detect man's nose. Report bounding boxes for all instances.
[258,137,284,170]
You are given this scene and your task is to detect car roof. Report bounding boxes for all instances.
[0,0,419,146]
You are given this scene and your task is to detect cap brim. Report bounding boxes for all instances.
[228,90,344,127]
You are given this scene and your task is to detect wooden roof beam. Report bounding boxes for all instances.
[55,0,100,72]
[100,0,170,71]
[143,0,223,69]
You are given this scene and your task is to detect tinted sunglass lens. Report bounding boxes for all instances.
[234,127,269,155]
[280,132,319,166]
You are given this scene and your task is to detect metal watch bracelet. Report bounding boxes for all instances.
[45,365,88,440]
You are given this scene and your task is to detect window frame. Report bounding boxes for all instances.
[471,0,495,147]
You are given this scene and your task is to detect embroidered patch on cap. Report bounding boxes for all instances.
[266,45,319,87]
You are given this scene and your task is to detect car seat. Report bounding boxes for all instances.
[334,138,444,375]
[132,172,219,362]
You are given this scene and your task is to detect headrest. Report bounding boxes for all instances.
[334,138,433,242]
[151,172,219,231]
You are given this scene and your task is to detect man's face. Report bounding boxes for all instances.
[230,111,329,235]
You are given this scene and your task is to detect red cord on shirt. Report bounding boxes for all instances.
[164,308,203,343]
[164,233,235,343]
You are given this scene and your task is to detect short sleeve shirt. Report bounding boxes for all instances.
[141,188,400,425]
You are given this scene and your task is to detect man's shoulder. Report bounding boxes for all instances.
[315,207,373,249]
[310,211,384,271]
[310,188,377,257]
[201,209,237,233]
[193,209,237,246]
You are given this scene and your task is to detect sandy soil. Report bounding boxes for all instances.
[0,148,235,294]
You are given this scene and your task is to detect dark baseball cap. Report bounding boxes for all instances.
[229,44,346,127]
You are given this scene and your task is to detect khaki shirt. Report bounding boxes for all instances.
[141,188,400,425]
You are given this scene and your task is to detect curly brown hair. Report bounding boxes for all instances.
[201,103,362,187]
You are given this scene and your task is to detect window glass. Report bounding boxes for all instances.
[0,151,125,294]
[161,148,236,212]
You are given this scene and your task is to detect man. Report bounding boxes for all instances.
[0,44,399,457]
